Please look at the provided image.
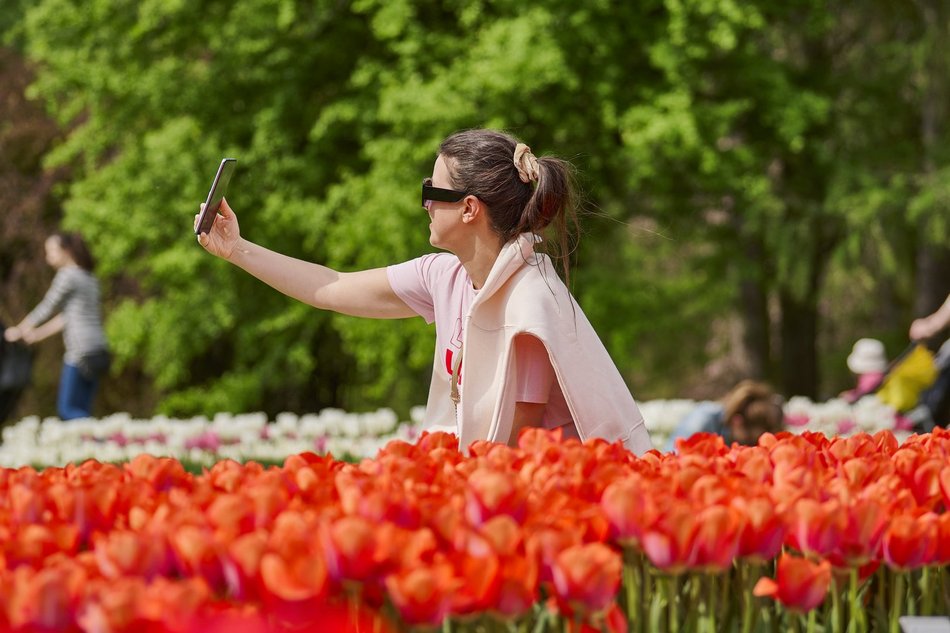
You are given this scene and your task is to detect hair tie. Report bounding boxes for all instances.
[513,143,540,184]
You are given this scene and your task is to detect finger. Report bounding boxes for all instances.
[194,214,199,231]
[219,197,235,219]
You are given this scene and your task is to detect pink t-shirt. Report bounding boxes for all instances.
[387,253,576,435]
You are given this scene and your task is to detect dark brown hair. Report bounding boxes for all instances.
[439,129,579,284]
[723,380,785,438]
[54,232,96,272]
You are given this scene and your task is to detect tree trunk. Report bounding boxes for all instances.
[914,243,950,319]
[913,0,950,318]
[738,238,770,380]
[779,289,819,398]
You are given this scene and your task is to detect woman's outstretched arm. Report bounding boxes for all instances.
[196,199,415,319]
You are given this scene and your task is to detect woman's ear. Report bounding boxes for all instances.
[461,195,483,224]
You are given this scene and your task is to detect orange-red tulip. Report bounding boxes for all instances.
[527,525,583,583]
[691,504,743,571]
[828,498,888,567]
[4,560,87,630]
[169,525,226,589]
[551,543,622,614]
[385,560,459,626]
[753,553,832,613]
[260,552,328,602]
[640,503,698,573]
[93,529,169,580]
[939,465,950,509]
[786,498,846,557]
[320,515,380,583]
[882,513,938,570]
[600,476,655,545]
[732,496,785,562]
[465,468,527,525]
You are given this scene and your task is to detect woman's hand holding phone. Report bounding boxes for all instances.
[195,197,241,260]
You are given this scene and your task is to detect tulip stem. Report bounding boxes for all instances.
[848,567,867,632]
[708,573,719,633]
[790,612,803,633]
[719,569,733,629]
[623,560,643,633]
[739,564,754,633]
[920,567,933,616]
[830,576,841,633]
[889,572,905,633]
[648,577,664,633]
[666,575,680,633]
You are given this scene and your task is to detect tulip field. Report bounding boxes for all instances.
[0,414,948,633]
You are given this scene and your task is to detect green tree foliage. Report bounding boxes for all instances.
[10,0,949,414]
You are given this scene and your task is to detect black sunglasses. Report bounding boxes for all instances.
[422,177,469,207]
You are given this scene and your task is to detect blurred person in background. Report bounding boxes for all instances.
[0,319,33,425]
[665,380,784,451]
[4,232,111,420]
[909,294,950,429]
[910,294,950,342]
[839,338,887,404]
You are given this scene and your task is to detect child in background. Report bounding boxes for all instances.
[840,338,887,404]
[665,380,784,451]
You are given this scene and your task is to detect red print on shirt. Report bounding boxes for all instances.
[444,317,463,383]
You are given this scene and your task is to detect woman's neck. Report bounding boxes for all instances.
[456,235,502,290]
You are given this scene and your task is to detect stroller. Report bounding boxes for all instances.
[0,321,33,425]
[872,341,949,431]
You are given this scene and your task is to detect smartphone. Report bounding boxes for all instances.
[194,158,237,236]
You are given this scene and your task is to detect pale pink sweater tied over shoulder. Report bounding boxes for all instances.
[451,233,653,455]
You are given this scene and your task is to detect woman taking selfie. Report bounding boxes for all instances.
[4,232,111,420]
[196,129,652,453]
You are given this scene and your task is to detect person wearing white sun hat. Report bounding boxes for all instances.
[840,338,887,403]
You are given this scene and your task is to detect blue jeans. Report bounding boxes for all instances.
[57,362,98,420]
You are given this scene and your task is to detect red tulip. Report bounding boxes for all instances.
[551,543,622,614]
[169,525,225,589]
[600,476,657,545]
[934,513,950,565]
[222,530,268,600]
[527,526,582,583]
[732,447,774,484]
[125,454,191,492]
[4,560,87,631]
[786,498,846,556]
[93,529,169,580]
[640,503,698,573]
[465,468,527,525]
[882,514,938,570]
[753,553,832,613]
[939,466,950,509]
[260,551,328,602]
[675,432,729,457]
[732,496,785,562]
[691,504,743,571]
[320,515,380,583]
[828,498,888,567]
[385,560,459,626]
[494,553,539,617]
[136,577,213,630]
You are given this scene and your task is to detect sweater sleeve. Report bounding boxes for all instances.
[26,269,73,326]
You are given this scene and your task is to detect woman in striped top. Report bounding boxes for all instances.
[4,232,110,420]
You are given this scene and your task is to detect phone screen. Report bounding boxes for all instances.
[195,158,237,236]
